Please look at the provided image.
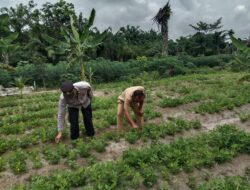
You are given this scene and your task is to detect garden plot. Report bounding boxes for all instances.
[0,72,250,189]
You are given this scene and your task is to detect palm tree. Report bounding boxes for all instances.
[0,14,20,66]
[153,1,172,56]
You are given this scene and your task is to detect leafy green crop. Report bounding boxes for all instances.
[9,150,27,174]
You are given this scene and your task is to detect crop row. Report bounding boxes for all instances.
[0,101,58,117]
[0,107,160,137]
[158,91,250,114]
[158,92,203,107]
[2,108,57,125]
[0,118,202,173]
[0,126,63,155]
[0,118,57,136]
[124,118,201,144]
[0,93,119,111]
[194,95,250,114]
[195,168,250,189]
[0,93,59,108]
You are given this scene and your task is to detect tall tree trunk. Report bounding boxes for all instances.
[161,21,169,56]
[2,53,10,65]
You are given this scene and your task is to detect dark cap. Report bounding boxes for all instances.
[60,81,74,93]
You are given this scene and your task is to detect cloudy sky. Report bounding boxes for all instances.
[0,0,249,40]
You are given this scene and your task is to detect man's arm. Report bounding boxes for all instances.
[124,101,139,128]
[74,81,93,98]
[87,86,93,99]
[139,100,144,110]
[137,100,144,116]
[55,94,66,143]
[133,100,144,114]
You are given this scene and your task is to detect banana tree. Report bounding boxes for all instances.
[42,9,104,81]
[231,35,250,66]
[231,36,250,59]
[230,35,250,76]
[66,9,103,80]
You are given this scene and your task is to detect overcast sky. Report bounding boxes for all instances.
[1,0,249,40]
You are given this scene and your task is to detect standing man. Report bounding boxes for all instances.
[55,81,95,143]
[117,86,145,129]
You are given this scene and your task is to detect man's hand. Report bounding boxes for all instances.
[132,123,139,129]
[55,131,62,143]
[137,110,144,117]
[87,87,92,98]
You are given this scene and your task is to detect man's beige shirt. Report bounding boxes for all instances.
[118,86,145,106]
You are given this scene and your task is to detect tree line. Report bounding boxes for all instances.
[0,0,250,89]
[0,0,247,68]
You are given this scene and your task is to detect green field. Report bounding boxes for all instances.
[0,71,250,190]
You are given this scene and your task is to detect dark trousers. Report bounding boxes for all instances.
[68,104,95,140]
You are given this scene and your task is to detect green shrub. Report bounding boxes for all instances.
[158,97,184,108]
[29,150,43,169]
[192,54,233,67]
[0,70,11,87]
[43,149,60,165]
[92,139,106,153]
[9,150,27,174]
[141,164,157,187]
[239,111,250,122]
[196,175,250,190]
[125,130,141,144]
[0,139,9,154]
[57,144,69,158]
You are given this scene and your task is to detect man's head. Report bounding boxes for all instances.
[132,90,145,102]
[60,81,74,95]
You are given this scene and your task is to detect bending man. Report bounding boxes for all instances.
[117,86,145,129]
[55,81,95,143]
